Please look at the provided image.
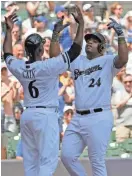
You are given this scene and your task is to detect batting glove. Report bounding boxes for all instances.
[107,18,123,36]
[53,17,70,33]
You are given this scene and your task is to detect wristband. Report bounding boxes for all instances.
[118,37,126,44]
[118,34,125,38]
[51,31,60,42]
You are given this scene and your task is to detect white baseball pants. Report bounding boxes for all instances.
[61,110,113,176]
[20,108,59,176]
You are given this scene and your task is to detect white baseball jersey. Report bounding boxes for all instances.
[70,54,120,110]
[5,52,70,107]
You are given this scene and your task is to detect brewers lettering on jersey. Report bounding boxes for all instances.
[74,64,102,80]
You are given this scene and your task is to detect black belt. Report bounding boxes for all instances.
[26,106,47,109]
[76,108,103,115]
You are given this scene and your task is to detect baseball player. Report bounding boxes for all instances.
[50,18,128,176]
[3,6,84,176]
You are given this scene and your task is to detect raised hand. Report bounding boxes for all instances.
[68,5,84,24]
[107,18,123,36]
[5,13,18,30]
[53,17,70,33]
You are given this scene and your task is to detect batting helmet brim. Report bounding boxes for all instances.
[84,32,106,44]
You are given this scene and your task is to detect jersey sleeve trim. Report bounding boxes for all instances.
[65,52,70,70]
[113,55,118,68]
[61,52,70,70]
[4,53,13,62]
[61,53,66,63]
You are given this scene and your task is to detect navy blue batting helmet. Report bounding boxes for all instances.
[25,33,45,62]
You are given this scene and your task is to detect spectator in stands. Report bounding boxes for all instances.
[110,2,123,23]
[13,44,27,60]
[12,24,22,46]
[33,15,52,38]
[82,4,97,30]
[1,65,17,133]
[113,74,132,142]
[42,37,51,59]
[33,15,48,32]
[61,106,74,137]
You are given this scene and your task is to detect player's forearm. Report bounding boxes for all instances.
[49,31,61,58]
[69,21,77,40]
[3,29,13,55]
[74,21,84,48]
[117,35,128,67]
[67,22,84,63]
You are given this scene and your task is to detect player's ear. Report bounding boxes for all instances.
[98,43,106,54]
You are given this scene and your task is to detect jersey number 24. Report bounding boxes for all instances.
[89,78,101,87]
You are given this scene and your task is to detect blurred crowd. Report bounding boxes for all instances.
[1,1,132,160]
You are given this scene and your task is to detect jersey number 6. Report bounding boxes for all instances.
[89,78,101,87]
[28,80,39,98]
